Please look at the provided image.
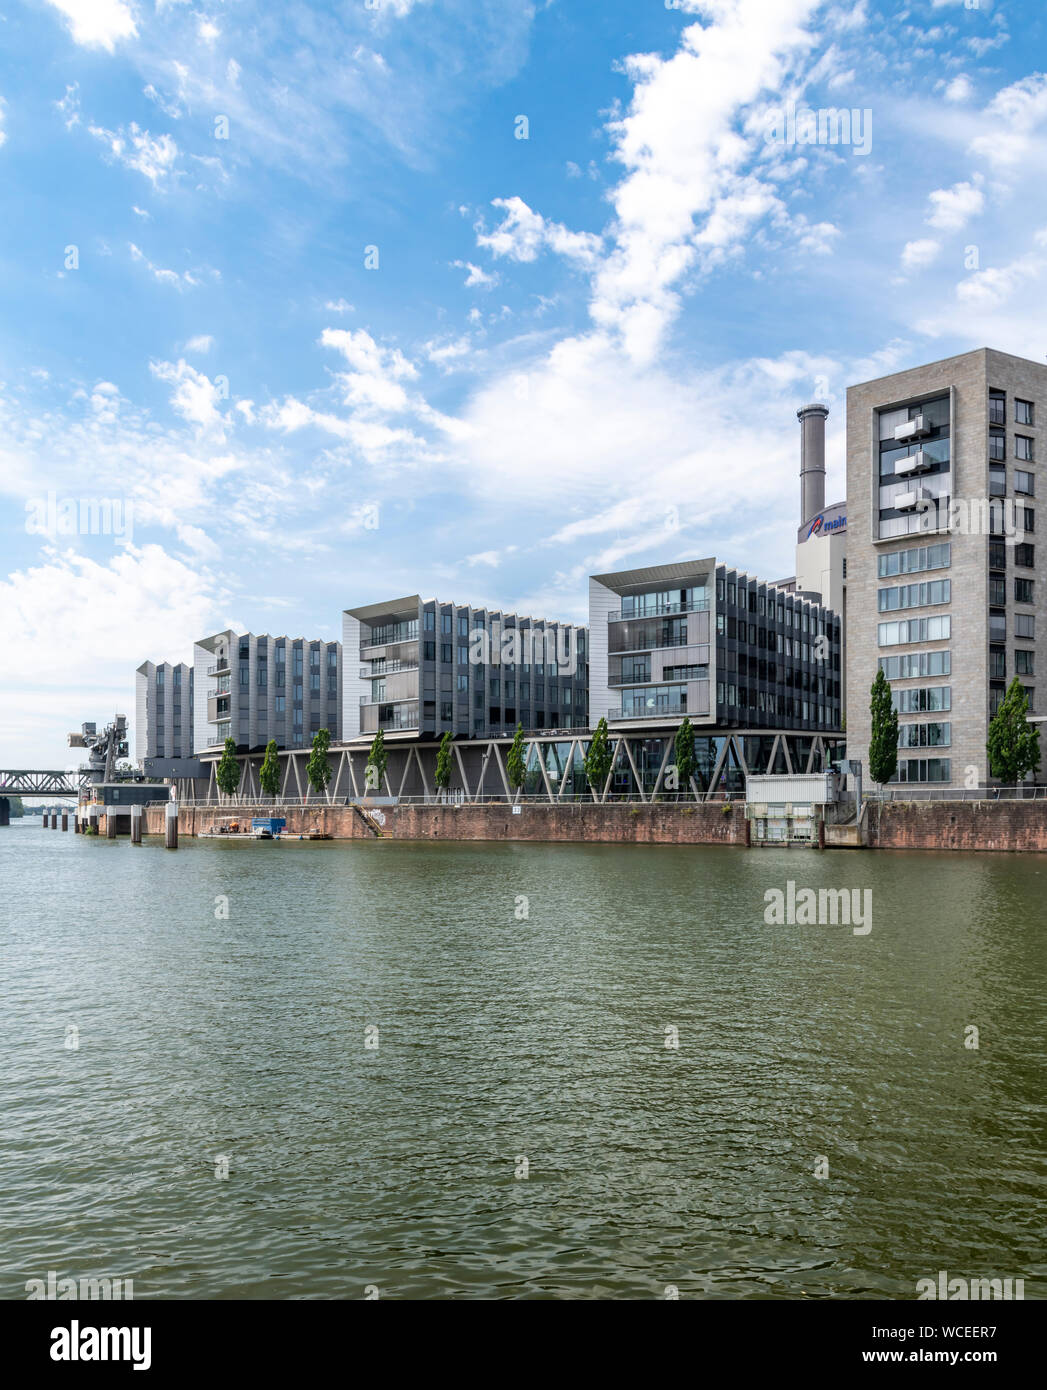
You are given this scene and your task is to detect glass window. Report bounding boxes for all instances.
[1016,435,1034,462]
[1015,470,1035,495]
[1016,399,1034,426]
[1015,577,1035,604]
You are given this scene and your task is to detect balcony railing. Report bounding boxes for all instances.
[206,662,230,675]
[608,599,710,622]
[359,662,419,677]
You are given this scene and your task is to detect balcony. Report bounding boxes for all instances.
[894,415,931,442]
[895,486,932,511]
[895,451,931,477]
[359,661,419,677]
[608,599,709,622]
[206,661,230,675]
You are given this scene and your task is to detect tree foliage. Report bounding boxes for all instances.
[435,731,454,792]
[366,729,387,794]
[868,669,899,788]
[674,716,697,796]
[259,739,281,799]
[307,727,332,798]
[583,717,613,797]
[216,737,241,799]
[506,723,527,793]
[987,677,1041,784]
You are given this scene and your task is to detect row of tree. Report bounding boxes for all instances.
[210,675,1041,804]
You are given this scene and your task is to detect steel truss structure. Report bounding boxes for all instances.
[0,770,87,797]
[199,729,846,804]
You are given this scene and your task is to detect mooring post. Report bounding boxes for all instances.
[61,809,68,831]
[818,813,826,851]
[88,810,99,836]
[106,810,117,839]
[165,801,178,850]
[131,804,142,845]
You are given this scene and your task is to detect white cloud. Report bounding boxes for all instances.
[44,0,138,52]
[129,242,198,288]
[453,259,498,289]
[183,334,213,354]
[150,358,226,430]
[89,122,179,185]
[926,178,984,232]
[476,196,603,268]
[970,74,1047,168]
[943,74,974,103]
[319,327,417,411]
[324,298,354,313]
[901,238,942,272]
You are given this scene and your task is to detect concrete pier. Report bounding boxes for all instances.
[131,805,142,845]
[165,802,178,850]
[61,810,68,831]
[106,812,117,839]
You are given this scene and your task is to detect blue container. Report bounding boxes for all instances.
[251,818,287,831]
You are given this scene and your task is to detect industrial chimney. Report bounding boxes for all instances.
[797,402,829,528]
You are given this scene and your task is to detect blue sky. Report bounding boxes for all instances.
[2,0,1046,764]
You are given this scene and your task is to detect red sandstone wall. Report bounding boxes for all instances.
[867,800,1047,852]
[139,802,745,845]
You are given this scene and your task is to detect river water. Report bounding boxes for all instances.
[2,823,1044,1300]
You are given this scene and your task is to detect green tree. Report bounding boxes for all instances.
[435,731,454,796]
[216,737,241,800]
[583,716,613,801]
[506,723,526,799]
[259,739,281,800]
[366,729,387,795]
[673,716,697,799]
[987,677,1041,785]
[307,728,332,801]
[868,668,899,789]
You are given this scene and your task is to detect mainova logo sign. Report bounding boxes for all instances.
[807,512,847,539]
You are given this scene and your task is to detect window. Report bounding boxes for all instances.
[895,758,951,783]
[877,579,950,611]
[424,610,435,631]
[989,575,1006,606]
[490,678,500,697]
[990,430,1006,462]
[1015,578,1035,604]
[989,646,1006,679]
[310,673,320,691]
[878,543,951,577]
[1021,506,1035,533]
[989,390,1006,426]
[1016,613,1035,639]
[458,646,469,666]
[990,682,1006,717]
[275,696,285,712]
[424,641,435,661]
[1016,435,1034,462]
[441,613,452,634]
[257,667,267,687]
[878,616,951,646]
[328,649,338,668]
[893,686,951,713]
[1016,650,1035,675]
[900,722,951,748]
[440,701,453,721]
[458,615,469,637]
[440,643,452,664]
[1015,470,1035,496]
[1024,686,1035,713]
[879,651,951,679]
[1015,543,1035,568]
[1016,399,1034,426]
[989,464,1006,498]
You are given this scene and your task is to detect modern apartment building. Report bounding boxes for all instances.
[192,630,342,754]
[846,347,1045,787]
[134,661,194,763]
[589,559,842,735]
[341,595,588,742]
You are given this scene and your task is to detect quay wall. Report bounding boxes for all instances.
[96,800,1047,851]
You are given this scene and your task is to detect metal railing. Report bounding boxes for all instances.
[149,790,748,809]
[360,662,419,677]
[865,785,1047,802]
[608,599,710,622]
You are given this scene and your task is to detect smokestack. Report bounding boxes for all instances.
[797,402,829,528]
